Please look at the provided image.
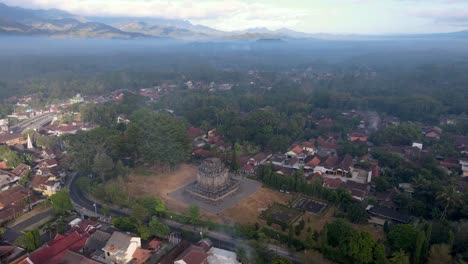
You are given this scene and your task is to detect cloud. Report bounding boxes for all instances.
[3,0,304,20]
[408,6,468,26]
[3,0,310,31]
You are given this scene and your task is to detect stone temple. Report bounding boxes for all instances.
[186,158,240,203]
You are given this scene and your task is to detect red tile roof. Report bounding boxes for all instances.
[148,239,162,250]
[242,163,254,172]
[28,231,89,264]
[30,176,49,187]
[323,178,344,189]
[175,245,209,264]
[302,141,315,148]
[306,157,321,167]
[192,149,212,157]
[133,248,152,264]
[288,145,303,155]
[0,133,22,144]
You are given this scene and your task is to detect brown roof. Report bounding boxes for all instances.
[306,157,321,167]
[0,185,29,208]
[0,133,22,144]
[302,141,315,148]
[30,176,49,187]
[339,154,353,170]
[251,152,269,162]
[43,159,58,166]
[132,248,152,264]
[12,164,30,176]
[323,156,339,169]
[323,178,344,189]
[148,239,162,250]
[288,145,303,155]
[175,245,209,264]
[61,250,102,264]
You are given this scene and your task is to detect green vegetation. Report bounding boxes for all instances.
[50,190,73,215]
[15,229,41,252]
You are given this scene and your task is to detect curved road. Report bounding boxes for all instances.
[68,173,302,263]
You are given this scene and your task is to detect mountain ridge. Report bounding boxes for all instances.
[1,2,468,40]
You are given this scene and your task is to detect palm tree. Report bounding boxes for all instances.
[436,185,462,220]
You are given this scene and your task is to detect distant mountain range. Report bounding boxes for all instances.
[1,2,468,40]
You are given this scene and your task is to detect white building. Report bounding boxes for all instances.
[101,232,141,264]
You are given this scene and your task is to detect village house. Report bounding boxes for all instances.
[82,230,112,258]
[101,231,141,264]
[0,185,35,225]
[343,181,369,201]
[25,231,90,264]
[460,159,468,177]
[424,126,442,140]
[117,114,130,125]
[0,169,18,189]
[174,238,239,264]
[348,131,368,142]
[30,175,61,196]
[0,242,27,264]
[11,163,31,178]
[366,205,411,225]
[0,133,25,146]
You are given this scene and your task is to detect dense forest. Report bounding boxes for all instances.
[2,37,468,263]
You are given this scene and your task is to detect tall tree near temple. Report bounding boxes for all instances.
[230,145,240,172]
[93,149,114,182]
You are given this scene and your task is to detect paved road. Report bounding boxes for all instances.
[68,173,302,263]
[3,208,54,243]
[10,112,56,133]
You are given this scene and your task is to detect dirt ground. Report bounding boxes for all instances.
[126,164,292,225]
[125,164,384,240]
[220,187,292,225]
[126,164,198,214]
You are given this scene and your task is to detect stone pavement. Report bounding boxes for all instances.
[169,177,262,214]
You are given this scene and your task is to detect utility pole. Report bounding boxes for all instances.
[93,199,97,218]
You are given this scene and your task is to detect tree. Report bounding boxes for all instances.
[230,145,240,172]
[50,190,73,215]
[42,223,54,240]
[93,150,114,182]
[148,216,170,237]
[437,185,462,220]
[271,256,292,264]
[154,198,166,216]
[189,205,200,225]
[15,229,41,252]
[390,250,410,264]
[102,205,110,217]
[387,224,418,253]
[427,244,452,264]
[131,203,150,224]
[326,219,353,247]
[112,217,137,232]
[137,224,151,240]
[347,231,375,264]
[127,110,190,169]
[374,243,389,264]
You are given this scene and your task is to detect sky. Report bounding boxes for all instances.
[4,0,468,34]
